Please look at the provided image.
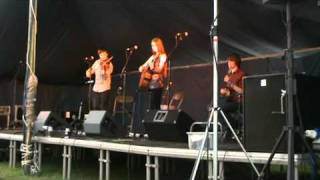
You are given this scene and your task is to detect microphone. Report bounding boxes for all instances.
[176,32,189,39]
[84,56,94,61]
[126,45,138,52]
[85,80,94,84]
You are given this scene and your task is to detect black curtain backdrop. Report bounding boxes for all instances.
[2,54,320,122]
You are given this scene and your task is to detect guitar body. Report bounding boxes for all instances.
[138,55,168,90]
[139,67,152,90]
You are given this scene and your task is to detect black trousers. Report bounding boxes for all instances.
[92,90,111,110]
[148,88,163,110]
[219,96,241,130]
[219,96,239,113]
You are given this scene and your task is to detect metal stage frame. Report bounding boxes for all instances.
[0,132,309,180]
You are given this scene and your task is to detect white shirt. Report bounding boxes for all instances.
[91,59,113,92]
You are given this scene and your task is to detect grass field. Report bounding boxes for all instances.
[0,148,145,180]
[0,146,318,180]
[0,160,317,180]
[0,159,146,180]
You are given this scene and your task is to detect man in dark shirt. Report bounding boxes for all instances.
[220,53,244,111]
[219,53,245,139]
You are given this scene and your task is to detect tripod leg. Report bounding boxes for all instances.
[189,108,215,180]
[258,128,287,180]
[218,108,260,177]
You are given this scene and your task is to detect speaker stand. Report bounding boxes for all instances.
[215,107,260,177]
[258,125,316,180]
[189,106,261,180]
[259,1,317,179]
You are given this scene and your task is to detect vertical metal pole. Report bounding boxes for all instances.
[294,164,299,180]
[219,161,224,180]
[62,146,67,180]
[190,108,215,180]
[285,1,295,180]
[208,160,213,180]
[146,156,151,180]
[212,0,219,179]
[67,146,72,180]
[105,150,110,180]
[13,141,17,168]
[154,157,159,180]
[21,0,38,175]
[9,141,12,167]
[99,149,103,180]
[6,110,10,129]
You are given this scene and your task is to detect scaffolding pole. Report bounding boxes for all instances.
[21,0,39,175]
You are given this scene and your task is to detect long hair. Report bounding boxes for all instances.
[151,37,166,55]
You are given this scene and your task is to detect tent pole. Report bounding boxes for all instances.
[285,0,295,179]
[212,0,219,179]
[21,0,39,175]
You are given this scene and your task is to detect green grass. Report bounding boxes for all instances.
[0,157,144,180]
[0,154,318,180]
[0,162,62,180]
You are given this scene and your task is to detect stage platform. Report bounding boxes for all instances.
[0,130,309,180]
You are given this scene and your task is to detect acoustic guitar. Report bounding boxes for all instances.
[138,66,153,90]
[138,55,168,90]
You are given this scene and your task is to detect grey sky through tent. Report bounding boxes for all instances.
[0,0,319,85]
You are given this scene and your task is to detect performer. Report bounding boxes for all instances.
[138,37,167,109]
[86,48,113,110]
[220,53,244,108]
[219,53,245,136]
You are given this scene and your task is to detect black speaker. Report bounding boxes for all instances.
[83,110,126,137]
[33,111,69,133]
[143,110,194,142]
[243,73,320,152]
[243,74,287,152]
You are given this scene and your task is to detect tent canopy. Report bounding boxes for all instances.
[0,0,319,84]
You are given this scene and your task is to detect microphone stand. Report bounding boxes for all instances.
[164,34,186,109]
[120,49,133,131]
[85,59,94,111]
[86,80,93,111]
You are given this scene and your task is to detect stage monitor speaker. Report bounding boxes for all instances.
[143,110,194,142]
[33,111,68,133]
[84,110,126,137]
[243,73,320,153]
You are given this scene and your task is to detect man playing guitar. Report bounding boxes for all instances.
[219,53,245,139]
